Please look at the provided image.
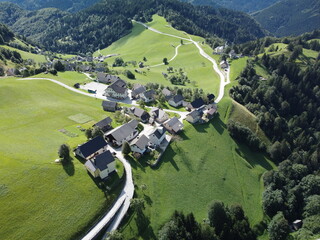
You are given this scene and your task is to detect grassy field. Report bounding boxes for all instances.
[34,71,91,86]
[0,77,123,240]
[0,45,46,63]
[120,97,275,239]
[94,15,220,95]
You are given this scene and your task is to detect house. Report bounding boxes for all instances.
[148,127,166,146]
[130,107,150,123]
[131,84,146,99]
[97,72,109,84]
[140,89,156,103]
[74,136,108,159]
[207,94,215,103]
[186,110,202,124]
[187,98,206,111]
[6,68,16,76]
[105,120,139,147]
[102,101,118,112]
[162,88,172,100]
[163,117,184,134]
[93,117,112,132]
[229,50,237,59]
[214,46,224,54]
[168,94,184,107]
[85,150,116,179]
[150,107,169,123]
[104,79,128,99]
[220,60,228,69]
[130,134,150,154]
[202,104,217,120]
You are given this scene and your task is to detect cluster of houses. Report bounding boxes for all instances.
[185,98,218,124]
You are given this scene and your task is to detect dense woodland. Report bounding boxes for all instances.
[229,37,320,239]
[252,0,320,37]
[0,0,266,54]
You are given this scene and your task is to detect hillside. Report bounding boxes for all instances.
[181,0,279,13]
[0,0,99,12]
[252,0,320,37]
[0,0,266,54]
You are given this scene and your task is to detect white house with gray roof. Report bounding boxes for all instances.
[130,134,150,154]
[84,150,116,179]
[148,127,166,146]
[163,117,184,134]
[104,79,128,99]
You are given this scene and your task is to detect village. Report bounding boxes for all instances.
[73,72,218,181]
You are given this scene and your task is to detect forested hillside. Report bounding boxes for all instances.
[0,0,99,12]
[229,33,320,240]
[0,0,266,54]
[181,0,279,13]
[252,0,320,37]
[0,24,15,44]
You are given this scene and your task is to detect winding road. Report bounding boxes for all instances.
[18,21,230,240]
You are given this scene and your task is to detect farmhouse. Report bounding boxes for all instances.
[168,94,184,107]
[163,117,184,134]
[105,120,139,147]
[130,107,150,123]
[104,79,128,99]
[148,127,166,146]
[85,150,116,179]
[162,88,172,100]
[102,100,118,112]
[93,117,112,132]
[187,98,206,111]
[220,60,228,69]
[150,107,169,123]
[131,84,146,99]
[74,136,108,159]
[140,89,156,103]
[130,134,150,154]
[186,110,202,124]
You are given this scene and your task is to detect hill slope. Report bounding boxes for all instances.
[0,0,99,12]
[252,0,320,37]
[181,0,279,13]
[0,0,266,54]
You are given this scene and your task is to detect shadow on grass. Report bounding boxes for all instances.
[135,211,156,240]
[143,193,153,206]
[153,145,180,171]
[62,157,75,176]
[211,115,227,135]
[235,142,273,171]
[125,155,146,172]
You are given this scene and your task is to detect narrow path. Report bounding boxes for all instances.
[149,44,182,68]
[134,20,230,103]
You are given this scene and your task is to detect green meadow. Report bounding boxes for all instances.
[94,15,220,96]
[0,45,47,63]
[0,78,122,240]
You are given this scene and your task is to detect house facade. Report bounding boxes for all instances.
[130,135,150,154]
[168,94,184,107]
[85,150,116,179]
[105,79,128,99]
[148,127,166,146]
[102,101,118,112]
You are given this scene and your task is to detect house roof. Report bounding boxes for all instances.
[151,107,167,119]
[132,107,148,118]
[142,89,155,98]
[130,135,149,150]
[102,100,117,108]
[187,110,202,118]
[132,86,146,96]
[164,117,183,132]
[190,98,205,109]
[162,88,172,96]
[207,94,215,101]
[93,117,112,129]
[107,120,138,142]
[93,150,115,171]
[85,160,97,172]
[108,79,127,94]
[77,136,108,158]
[97,72,108,83]
[149,127,166,139]
[170,94,184,103]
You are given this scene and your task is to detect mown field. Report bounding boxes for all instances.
[121,97,275,239]
[0,78,122,240]
[94,15,220,96]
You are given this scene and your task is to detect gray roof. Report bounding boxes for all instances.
[107,120,138,142]
[93,117,112,129]
[77,136,107,158]
[93,150,115,171]
[132,107,147,118]
[164,117,184,132]
[108,79,127,94]
[187,110,202,118]
[130,135,149,150]
[132,86,146,96]
[142,89,155,98]
[150,127,166,139]
[170,94,184,103]
[102,101,117,108]
[162,88,172,96]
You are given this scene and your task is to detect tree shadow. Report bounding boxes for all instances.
[178,131,190,140]
[135,211,156,240]
[62,157,75,176]
[153,145,180,171]
[211,115,226,135]
[191,123,210,133]
[234,142,274,171]
[143,194,153,206]
[126,155,146,172]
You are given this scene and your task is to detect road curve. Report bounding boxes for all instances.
[134,20,229,103]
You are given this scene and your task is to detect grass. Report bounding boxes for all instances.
[94,15,220,95]
[0,45,46,63]
[120,98,275,239]
[229,57,249,82]
[0,77,123,240]
[34,71,91,86]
